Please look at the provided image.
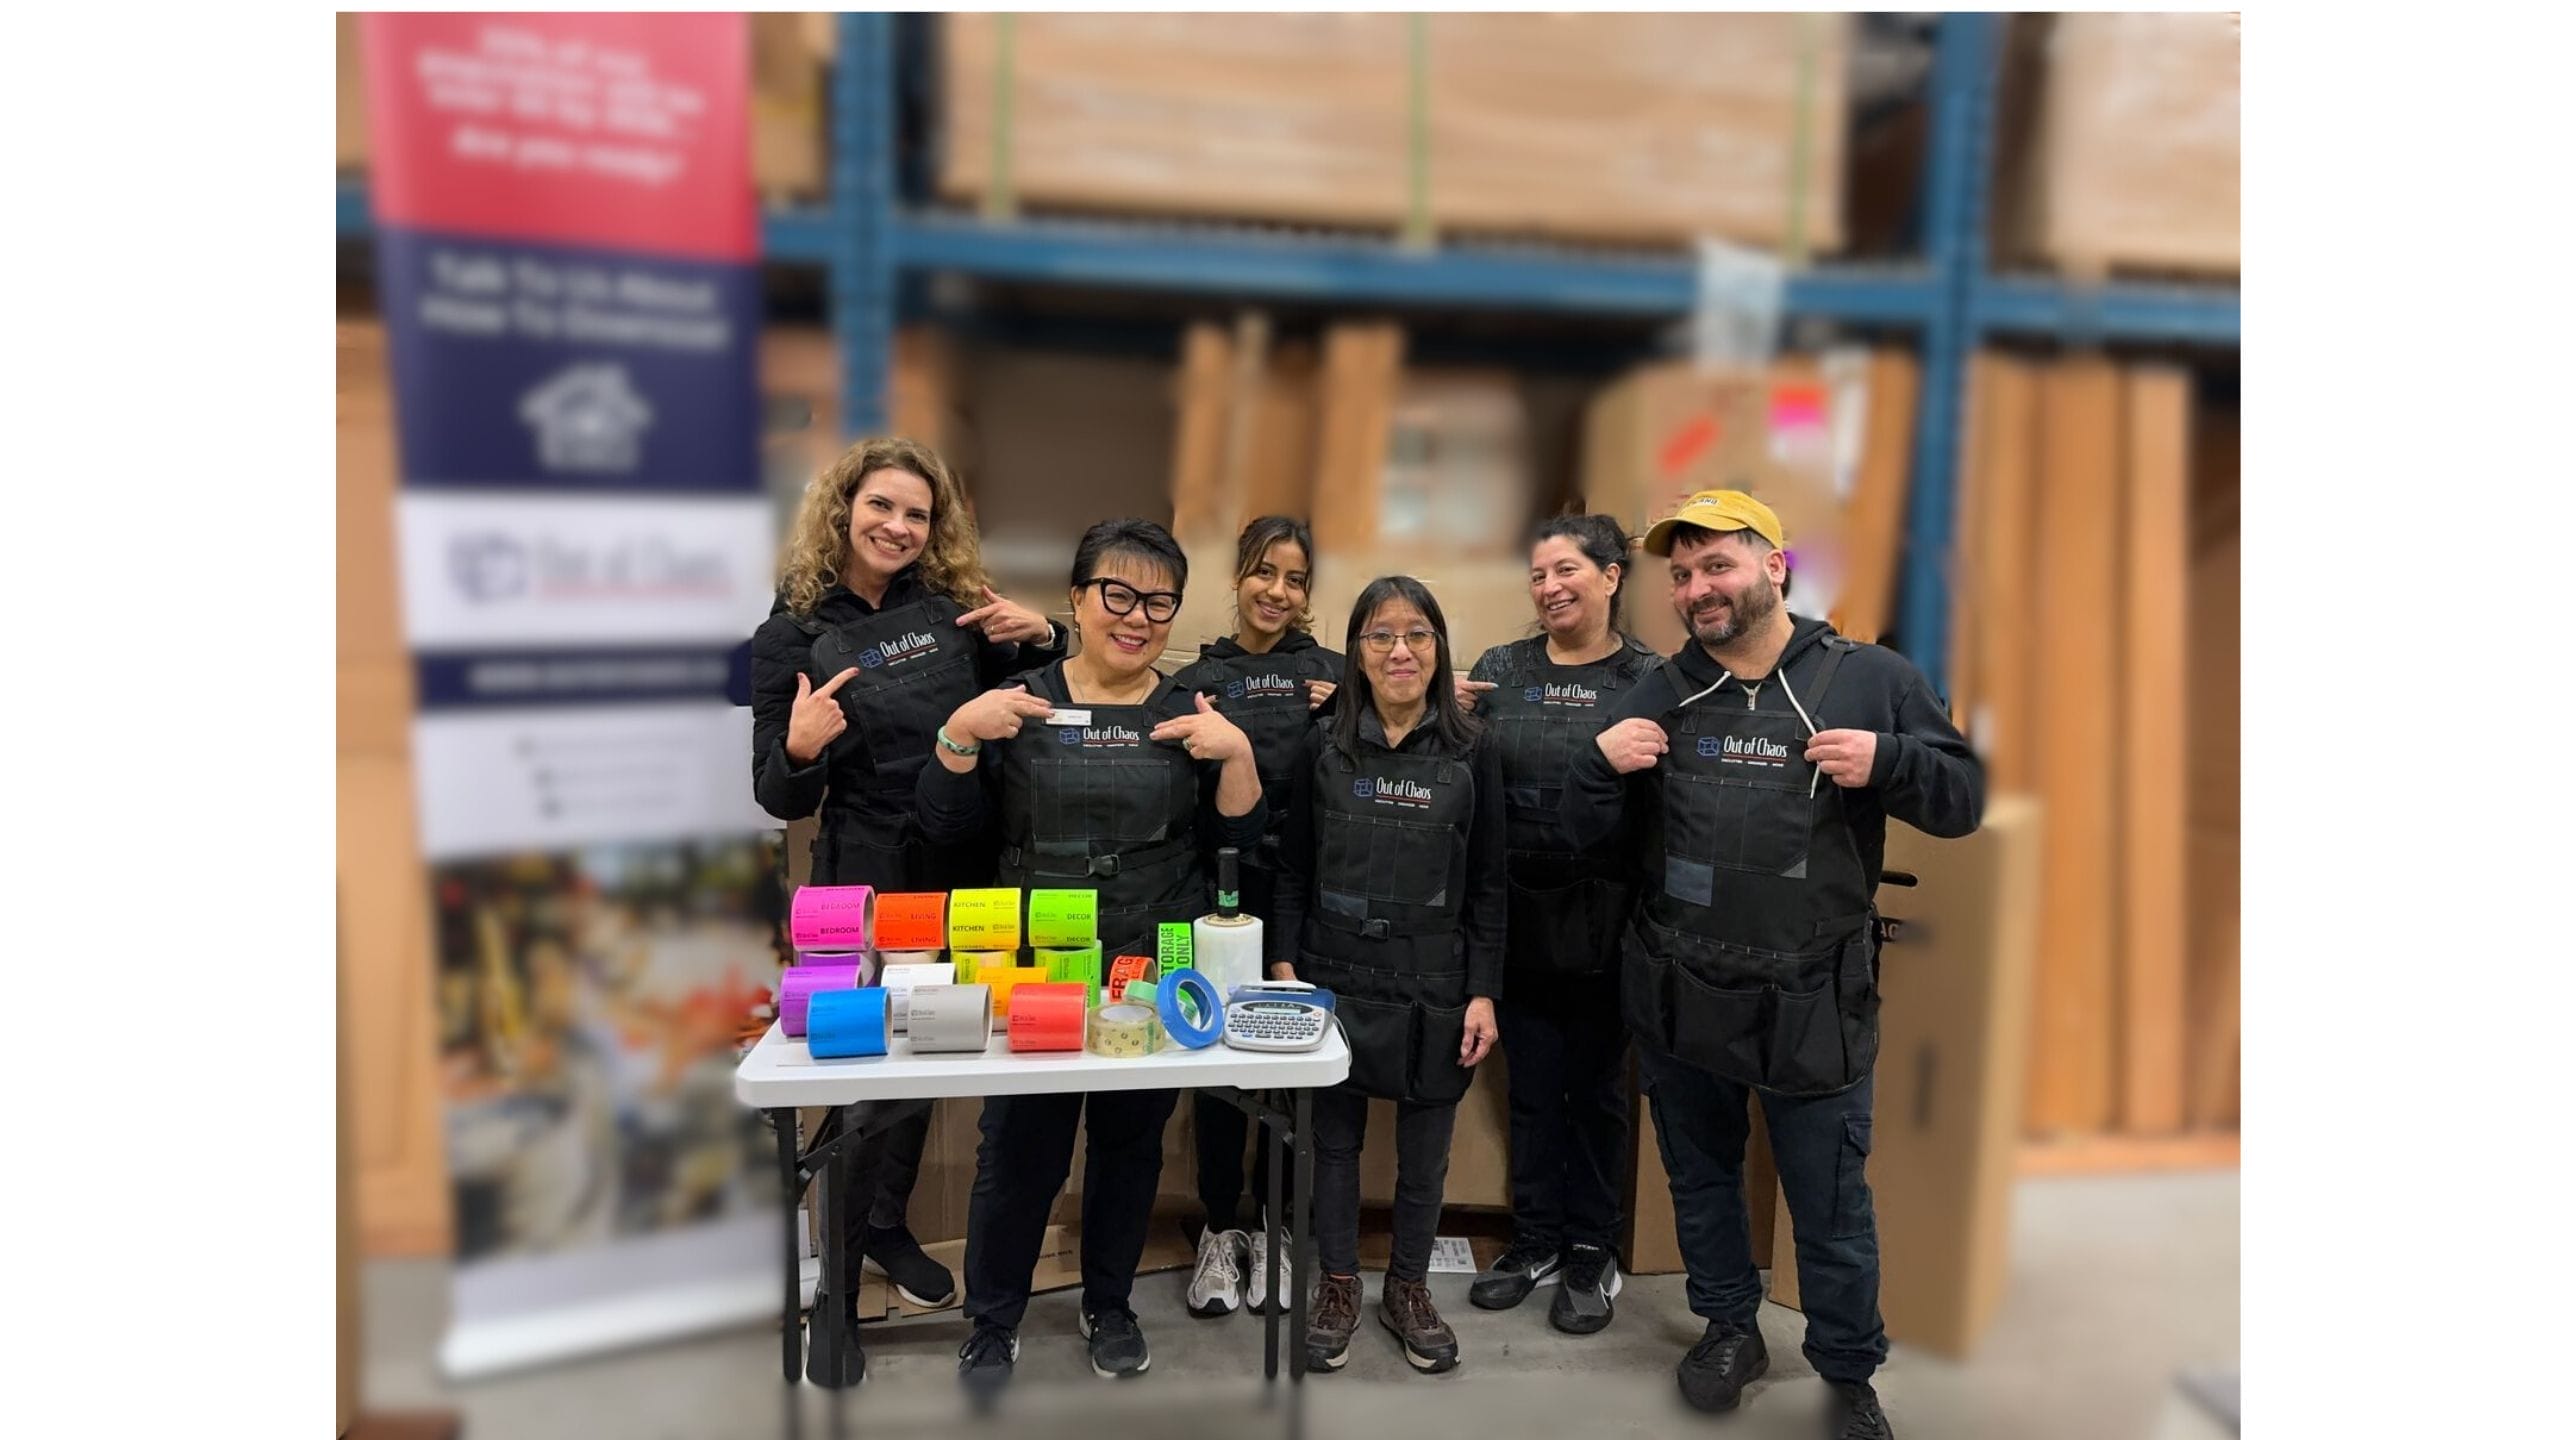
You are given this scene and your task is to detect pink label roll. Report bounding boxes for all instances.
[777,963,863,1038]
[789,884,874,953]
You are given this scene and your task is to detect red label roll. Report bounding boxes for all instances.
[1006,983,1090,1052]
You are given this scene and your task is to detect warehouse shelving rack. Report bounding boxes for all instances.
[337,12,2238,692]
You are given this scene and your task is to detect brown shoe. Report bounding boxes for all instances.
[1379,1274,1460,1373]
[1306,1272,1362,1372]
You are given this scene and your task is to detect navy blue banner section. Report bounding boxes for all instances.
[377,226,761,495]
[415,643,754,712]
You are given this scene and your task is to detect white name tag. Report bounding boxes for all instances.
[1046,708,1094,727]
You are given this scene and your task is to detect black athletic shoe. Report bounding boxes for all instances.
[1467,1242,1561,1310]
[1079,1306,1152,1378]
[802,1293,865,1389]
[1548,1243,1622,1335]
[956,1321,1018,1400]
[1676,1318,1770,1414]
[864,1222,956,1309]
[1827,1379,1896,1440]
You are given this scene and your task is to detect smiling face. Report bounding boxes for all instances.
[1529,534,1619,640]
[1667,529,1784,648]
[842,468,934,587]
[1071,553,1179,683]
[1357,597,1437,710]
[1235,538,1310,645]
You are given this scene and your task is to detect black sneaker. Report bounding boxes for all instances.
[803,1293,865,1389]
[1827,1379,1895,1440]
[864,1222,956,1309]
[1548,1243,1622,1335]
[1676,1318,1770,1414]
[956,1321,1018,1398]
[1079,1305,1152,1378]
[1467,1241,1560,1310]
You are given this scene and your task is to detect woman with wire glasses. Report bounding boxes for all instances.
[1269,576,1507,1376]
[915,518,1264,1388]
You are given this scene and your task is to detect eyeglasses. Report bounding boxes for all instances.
[1084,579,1182,625]
[1357,627,1440,655]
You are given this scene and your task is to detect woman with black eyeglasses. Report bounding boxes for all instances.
[915,518,1264,1389]
[1270,576,1507,1376]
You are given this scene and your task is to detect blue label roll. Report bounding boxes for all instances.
[806,986,891,1059]
[1156,967,1225,1049]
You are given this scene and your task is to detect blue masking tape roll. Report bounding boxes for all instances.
[1156,967,1224,1049]
[806,986,891,1059]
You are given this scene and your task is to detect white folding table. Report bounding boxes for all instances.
[734,1022,1350,1403]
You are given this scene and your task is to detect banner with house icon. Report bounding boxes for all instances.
[359,13,783,1378]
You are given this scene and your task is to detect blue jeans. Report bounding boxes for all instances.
[1637,1043,1886,1383]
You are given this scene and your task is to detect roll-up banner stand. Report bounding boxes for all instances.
[359,13,782,1380]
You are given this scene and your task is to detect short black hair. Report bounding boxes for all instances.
[1070,517,1188,595]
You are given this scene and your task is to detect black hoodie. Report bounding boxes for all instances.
[1559,613,1983,907]
[1170,630,1346,825]
[746,570,1060,831]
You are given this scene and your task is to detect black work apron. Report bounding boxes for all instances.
[1294,745,1476,1105]
[1622,640,1881,1095]
[995,672,1206,958]
[1476,640,1642,979]
[799,593,991,889]
[1201,648,1335,877]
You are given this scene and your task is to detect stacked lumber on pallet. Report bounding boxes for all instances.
[1946,352,2241,1155]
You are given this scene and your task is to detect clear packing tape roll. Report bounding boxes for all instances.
[1087,1003,1163,1057]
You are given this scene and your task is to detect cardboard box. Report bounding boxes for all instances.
[750,13,831,200]
[1993,13,2240,277]
[1770,798,2043,1358]
[336,14,367,171]
[1357,1045,1512,1210]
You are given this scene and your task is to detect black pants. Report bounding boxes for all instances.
[820,1101,932,1298]
[1312,1088,1458,1284]
[962,1088,1181,1331]
[1499,972,1631,1253]
[1194,852,1298,1232]
[1637,1043,1885,1383]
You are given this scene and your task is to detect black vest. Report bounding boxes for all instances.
[1622,636,1882,1095]
[995,667,1206,958]
[1180,645,1338,854]
[1294,734,1478,1105]
[1472,637,1656,978]
[791,591,991,890]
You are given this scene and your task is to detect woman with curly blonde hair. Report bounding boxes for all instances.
[749,435,1060,1387]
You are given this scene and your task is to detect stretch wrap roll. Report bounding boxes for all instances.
[1006,982,1089,1052]
[1087,1003,1162,1057]
[948,888,1023,950]
[789,885,873,952]
[1192,914,1265,1000]
[1026,889,1099,948]
[777,963,863,1038]
[805,986,890,1059]
[879,962,956,1032]
[1156,967,1224,1049]
[906,985,993,1053]
[871,893,948,952]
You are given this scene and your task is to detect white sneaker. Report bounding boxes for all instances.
[1245,1227,1293,1314]
[1186,1227,1246,1317]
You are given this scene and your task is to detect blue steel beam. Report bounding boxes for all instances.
[831,12,896,437]
[1975,276,2241,346]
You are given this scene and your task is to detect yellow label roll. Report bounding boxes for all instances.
[977,964,1050,1032]
[1035,943,1104,1007]
[1026,889,1099,949]
[1087,1003,1163,1058]
[948,888,1024,950]
[952,949,1016,986]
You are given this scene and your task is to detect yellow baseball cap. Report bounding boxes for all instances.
[1640,489,1787,556]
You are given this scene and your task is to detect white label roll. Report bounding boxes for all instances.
[1192,914,1265,1000]
[906,984,993,1053]
[880,962,956,1033]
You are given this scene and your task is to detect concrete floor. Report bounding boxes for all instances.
[361,1169,2237,1440]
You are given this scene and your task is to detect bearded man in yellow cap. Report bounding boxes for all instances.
[1558,490,1983,1439]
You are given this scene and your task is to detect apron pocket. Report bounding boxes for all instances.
[1408,1000,1475,1105]
[1332,992,1414,1102]
[1662,964,1769,1086]
[1765,981,1852,1096]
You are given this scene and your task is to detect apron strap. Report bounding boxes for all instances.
[1800,635,1853,725]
